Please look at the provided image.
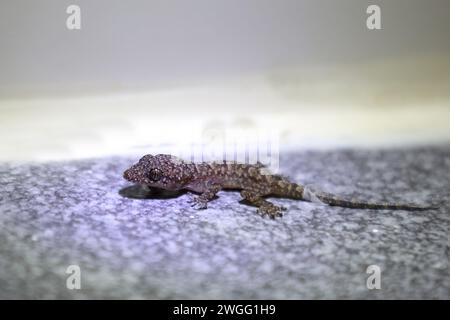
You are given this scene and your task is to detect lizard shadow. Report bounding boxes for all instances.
[119,184,187,200]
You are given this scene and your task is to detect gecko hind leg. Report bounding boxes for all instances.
[240,190,286,219]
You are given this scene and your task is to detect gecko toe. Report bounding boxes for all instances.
[272,211,283,218]
[191,203,207,210]
[256,204,284,219]
[189,196,208,210]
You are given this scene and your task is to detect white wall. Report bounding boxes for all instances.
[1,0,449,97]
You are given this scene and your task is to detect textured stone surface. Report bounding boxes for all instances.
[0,147,449,299]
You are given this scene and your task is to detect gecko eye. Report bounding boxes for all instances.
[147,168,162,182]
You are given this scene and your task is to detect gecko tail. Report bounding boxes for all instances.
[315,193,437,211]
[301,186,438,211]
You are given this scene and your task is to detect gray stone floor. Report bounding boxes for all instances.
[0,147,449,299]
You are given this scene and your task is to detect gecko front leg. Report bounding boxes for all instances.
[240,189,286,218]
[188,184,222,210]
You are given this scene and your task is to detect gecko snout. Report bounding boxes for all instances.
[123,164,147,183]
[123,168,135,181]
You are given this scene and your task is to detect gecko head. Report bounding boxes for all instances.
[123,154,192,190]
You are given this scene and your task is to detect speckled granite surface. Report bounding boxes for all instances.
[0,147,449,299]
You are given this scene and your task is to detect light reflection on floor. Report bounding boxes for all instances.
[1,74,449,162]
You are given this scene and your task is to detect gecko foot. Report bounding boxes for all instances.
[256,204,285,219]
[188,195,208,210]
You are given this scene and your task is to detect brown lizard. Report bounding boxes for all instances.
[123,154,437,218]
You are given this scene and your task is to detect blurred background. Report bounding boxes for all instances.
[1,0,449,161]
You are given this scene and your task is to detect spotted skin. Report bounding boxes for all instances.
[123,154,437,219]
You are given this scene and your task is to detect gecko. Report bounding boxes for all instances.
[123,154,437,219]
